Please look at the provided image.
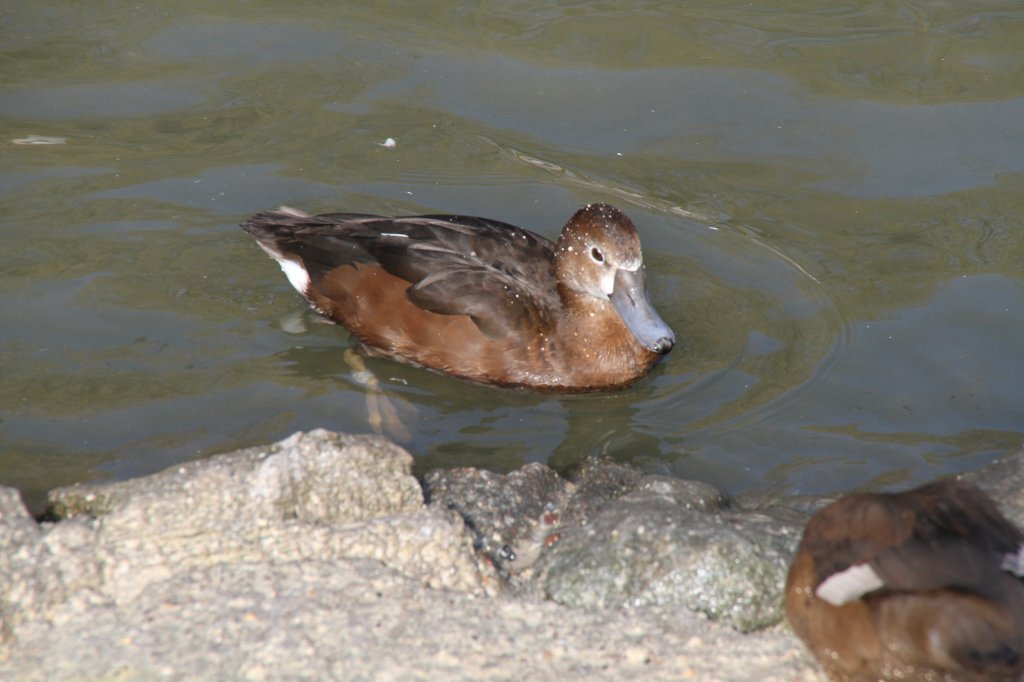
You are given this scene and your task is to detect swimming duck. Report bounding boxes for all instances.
[785,478,1024,682]
[241,203,674,391]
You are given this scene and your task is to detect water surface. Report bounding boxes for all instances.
[3,1,1023,513]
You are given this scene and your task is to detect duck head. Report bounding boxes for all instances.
[555,203,675,355]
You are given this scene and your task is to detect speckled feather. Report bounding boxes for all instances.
[243,211,556,339]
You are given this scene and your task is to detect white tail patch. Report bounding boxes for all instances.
[255,241,310,295]
[277,258,311,296]
[816,563,885,606]
[276,205,310,218]
[1002,544,1024,576]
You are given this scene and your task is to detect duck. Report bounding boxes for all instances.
[785,478,1024,682]
[240,202,674,391]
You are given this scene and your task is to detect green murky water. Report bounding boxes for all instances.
[3,1,1023,513]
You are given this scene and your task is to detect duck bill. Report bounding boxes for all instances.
[610,267,675,355]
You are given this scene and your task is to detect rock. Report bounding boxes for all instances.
[556,458,647,525]
[0,426,824,681]
[424,463,567,571]
[0,553,820,681]
[0,430,492,651]
[529,469,797,632]
[0,488,44,640]
[48,429,423,524]
[426,457,793,632]
[0,487,103,641]
[960,449,1024,528]
[5,431,1019,681]
[0,488,39,547]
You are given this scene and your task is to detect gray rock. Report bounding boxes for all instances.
[530,473,798,632]
[424,463,568,571]
[1,430,491,645]
[48,429,423,524]
[961,449,1024,528]
[0,488,39,547]
[558,457,648,525]
[426,457,791,632]
[1,555,820,681]
[6,431,1020,681]
[0,488,44,640]
[0,487,102,642]
[0,429,824,681]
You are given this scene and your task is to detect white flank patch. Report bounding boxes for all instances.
[1002,544,1024,576]
[277,258,311,295]
[815,563,885,606]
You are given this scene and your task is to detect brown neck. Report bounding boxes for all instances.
[551,284,656,387]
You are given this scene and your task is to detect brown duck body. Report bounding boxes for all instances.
[241,203,674,391]
[785,479,1024,682]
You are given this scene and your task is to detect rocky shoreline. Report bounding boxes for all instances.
[1,429,1021,680]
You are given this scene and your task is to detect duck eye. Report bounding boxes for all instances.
[590,247,604,263]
